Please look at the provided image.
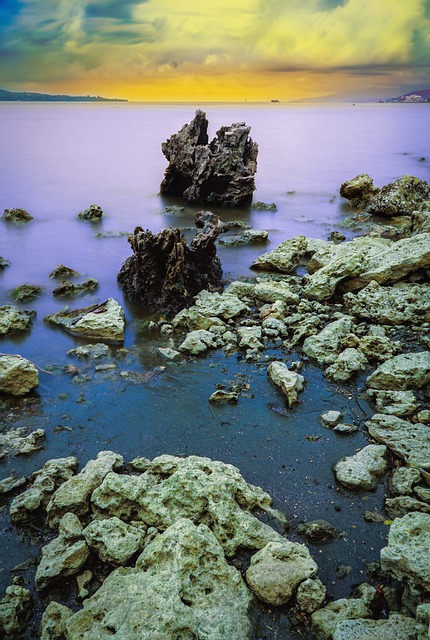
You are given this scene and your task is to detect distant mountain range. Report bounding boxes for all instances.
[380,89,430,103]
[0,89,127,102]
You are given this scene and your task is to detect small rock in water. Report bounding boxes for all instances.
[2,207,33,222]
[49,264,80,279]
[333,423,358,434]
[10,284,43,303]
[78,204,103,221]
[252,201,277,211]
[320,410,343,427]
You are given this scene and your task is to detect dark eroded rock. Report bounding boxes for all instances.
[366,175,430,217]
[2,208,33,222]
[78,204,103,221]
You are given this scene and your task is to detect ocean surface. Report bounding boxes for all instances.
[0,102,429,638]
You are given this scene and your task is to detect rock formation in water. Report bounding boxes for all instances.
[159,110,258,206]
[118,211,225,317]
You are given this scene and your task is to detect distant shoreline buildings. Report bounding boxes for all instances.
[0,89,127,102]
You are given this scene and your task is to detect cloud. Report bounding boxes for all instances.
[84,0,147,22]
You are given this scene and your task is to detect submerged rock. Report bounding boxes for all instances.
[63,518,252,640]
[2,207,33,222]
[45,298,125,343]
[340,173,380,209]
[0,305,35,335]
[0,354,39,395]
[52,278,99,297]
[0,427,45,459]
[366,175,430,217]
[160,109,258,206]
[334,444,387,490]
[10,283,43,303]
[118,212,225,317]
[219,229,269,246]
[78,204,103,221]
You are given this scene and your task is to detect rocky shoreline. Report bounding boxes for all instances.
[0,172,430,639]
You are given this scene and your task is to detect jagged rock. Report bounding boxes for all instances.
[416,603,430,640]
[267,361,305,406]
[49,264,80,279]
[179,329,217,354]
[334,445,387,490]
[238,326,264,350]
[10,283,43,302]
[0,475,26,494]
[390,467,421,495]
[366,389,418,417]
[302,317,353,366]
[297,519,337,542]
[254,281,300,304]
[332,614,418,640]
[311,584,375,640]
[366,175,430,217]
[306,237,389,273]
[0,305,35,335]
[251,235,307,273]
[366,414,430,469]
[261,317,288,338]
[64,519,252,640]
[0,355,39,395]
[224,281,257,300]
[52,278,99,297]
[10,457,78,523]
[78,204,103,221]
[2,207,33,222]
[0,585,33,639]
[245,540,318,606]
[252,201,277,210]
[209,390,239,404]
[340,233,430,292]
[340,173,380,208]
[412,208,430,235]
[193,289,249,319]
[45,298,125,343]
[385,495,430,518]
[344,281,430,324]
[320,411,343,427]
[219,229,269,246]
[0,427,45,459]
[158,347,181,362]
[366,351,430,390]
[357,334,402,362]
[296,578,326,614]
[90,455,283,557]
[0,256,10,268]
[46,451,123,528]
[83,516,145,566]
[118,212,226,317]
[35,513,90,591]
[160,109,258,206]
[325,348,367,382]
[39,602,73,640]
[380,512,430,589]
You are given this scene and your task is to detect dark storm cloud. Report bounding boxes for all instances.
[85,0,148,23]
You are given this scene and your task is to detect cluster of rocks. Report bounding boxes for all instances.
[160,109,258,206]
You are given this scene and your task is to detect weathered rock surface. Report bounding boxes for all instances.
[68,343,112,359]
[344,281,430,324]
[179,329,217,354]
[64,518,252,640]
[385,495,430,518]
[340,173,380,209]
[254,280,300,305]
[0,256,10,268]
[390,467,421,495]
[251,235,307,273]
[0,475,26,494]
[366,414,430,469]
[416,603,430,640]
[2,207,33,222]
[267,361,305,406]
[0,354,39,395]
[366,389,418,417]
[219,229,269,246]
[160,109,258,206]
[303,317,353,366]
[83,516,145,565]
[10,283,43,302]
[246,540,318,606]
[10,456,78,523]
[46,451,123,527]
[118,212,226,317]
[0,305,35,335]
[332,614,418,640]
[0,427,45,459]
[39,601,73,640]
[35,513,90,591]
[366,175,430,217]
[380,512,430,589]
[45,298,125,343]
[0,585,33,640]
[52,278,99,297]
[366,351,430,390]
[49,264,80,279]
[334,445,387,490]
[238,326,264,350]
[78,204,103,221]
[296,578,326,614]
[91,454,282,557]
[325,348,367,382]
[193,289,249,319]
[311,584,375,640]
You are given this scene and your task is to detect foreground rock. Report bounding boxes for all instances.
[251,235,307,273]
[0,305,35,335]
[334,445,387,490]
[160,109,258,206]
[64,518,252,640]
[366,414,430,469]
[0,585,32,639]
[344,281,430,324]
[366,351,430,390]
[366,175,430,217]
[332,614,417,640]
[0,354,39,395]
[340,173,380,209]
[45,298,125,343]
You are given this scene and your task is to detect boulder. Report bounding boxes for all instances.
[90,455,283,557]
[238,326,264,350]
[366,414,430,469]
[320,411,343,427]
[296,578,326,614]
[0,427,45,459]
[311,584,375,640]
[0,585,33,640]
[0,305,35,335]
[254,281,300,305]
[325,348,367,382]
[344,281,430,324]
[332,614,418,640]
[78,204,103,221]
[64,519,252,640]
[267,361,305,406]
[390,467,421,495]
[302,317,353,366]
[83,516,145,566]
[179,329,217,354]
[366,175,430,217]
[366,389,418,417]
[366,351,430,390]
[334,445,387,490]
[45,298,125,343]
[0,355,39,395]
[2,207,33,222]
[251,235,307,273]
[46,451,123,527]
[340,173,380,209]
[118,212,226,317]
[39,602,73,640]
[35,513,90,591]
[380,512,430,589]
[160,109,258,206]
[219,229,269,246]
[357,334,402,362]
[245,540,318,606]
[193,289,249,319]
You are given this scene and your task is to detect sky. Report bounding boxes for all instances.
[0,0,429,101]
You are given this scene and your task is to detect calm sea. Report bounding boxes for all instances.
[0,103,429,638]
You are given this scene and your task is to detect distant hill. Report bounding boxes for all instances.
[0,89,127,102]
[380,89,430,103]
